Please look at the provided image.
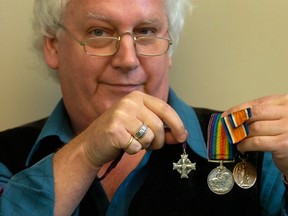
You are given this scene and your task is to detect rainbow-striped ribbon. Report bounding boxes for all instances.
[207,113,234,160]
[207,108,252,161]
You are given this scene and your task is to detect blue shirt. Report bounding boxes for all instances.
[0,89,286,215]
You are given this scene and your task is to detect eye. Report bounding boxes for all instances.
[134,28,156,37]
[88,28,114,37]
[92,29,105,36]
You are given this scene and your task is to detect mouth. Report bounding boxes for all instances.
[100,83,144,94]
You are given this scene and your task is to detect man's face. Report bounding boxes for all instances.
[44,0,172,131]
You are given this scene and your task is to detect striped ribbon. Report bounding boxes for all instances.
[207,113,234,160]
[222,108,252,144]
[207,108,252,161]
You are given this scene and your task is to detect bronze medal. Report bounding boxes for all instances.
[233,160,257,189]
[206,110,252,194]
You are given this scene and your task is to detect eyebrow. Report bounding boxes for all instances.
[86,12,109,21]
[85,12,161,25]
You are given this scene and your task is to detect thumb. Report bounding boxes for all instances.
[165,129,188,144]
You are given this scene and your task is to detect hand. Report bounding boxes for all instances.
[80,91,188,167]
[223,95,288,176]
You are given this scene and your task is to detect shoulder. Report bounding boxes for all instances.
[0,118,47,174]
[0,118,47,145]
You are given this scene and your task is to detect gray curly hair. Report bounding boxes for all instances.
[33,0,192,57]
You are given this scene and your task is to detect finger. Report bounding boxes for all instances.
[248,119,288,136]
[165,128,188,144]
[223,95,287,117]
[124,132,156,154]
[115,93,166,146]
[124,121,156,151]
[236,133,288,153]
[247,104,285,124]
[133,107,166,147]
[124,136,142,154]
[126,91,187,144]
[138,128,155,149]
[141,94,187,143]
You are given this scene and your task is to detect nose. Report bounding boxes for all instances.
[111,32,140,72]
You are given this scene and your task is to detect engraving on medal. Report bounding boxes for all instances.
[233,161,257,189]
[173,153,196,178]
[207,162,234,195]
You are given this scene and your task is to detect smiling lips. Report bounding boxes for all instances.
[102,82,144,94]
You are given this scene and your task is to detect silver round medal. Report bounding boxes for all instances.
[207,164,234,195]
[233,161,257,189]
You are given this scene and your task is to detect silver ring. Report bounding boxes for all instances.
[134,123,148,140]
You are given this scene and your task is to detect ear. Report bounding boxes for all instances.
[43,36,59,69]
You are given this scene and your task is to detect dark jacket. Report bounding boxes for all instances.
[0,108,263,216]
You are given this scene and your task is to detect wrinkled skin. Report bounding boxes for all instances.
[224,95,288,177]
[43,0,288,215]
[44,0,187,215]
[45,0,188,171]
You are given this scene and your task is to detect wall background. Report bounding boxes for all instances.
[1,0,288,131]
[170,0,288,109]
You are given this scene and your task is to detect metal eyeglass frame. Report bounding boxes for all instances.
[57,24,173,57]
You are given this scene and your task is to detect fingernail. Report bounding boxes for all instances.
[179,130,188,142]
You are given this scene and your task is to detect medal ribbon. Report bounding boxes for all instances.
[207,113,233,160]
[207,108,252,161]
[222,108,252,144]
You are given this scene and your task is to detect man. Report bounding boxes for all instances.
[0,0,287,215]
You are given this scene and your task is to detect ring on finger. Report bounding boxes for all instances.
[134,123,148,140]
[124,136,134,150]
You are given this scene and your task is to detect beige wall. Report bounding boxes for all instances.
[170,0,288,109]
[1,0,288,131]
[0,1,61,131]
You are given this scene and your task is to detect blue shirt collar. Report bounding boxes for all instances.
[168,88,207,158]
[108,88,208,215]
[26,89,207,166]
[25,88,208,216]
[26,100,75,166]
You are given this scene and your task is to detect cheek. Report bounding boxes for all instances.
[58,42,106,81]
[58,54,104,97]
[144,56,171,100]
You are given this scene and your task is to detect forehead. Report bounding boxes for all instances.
[64,0,168,27]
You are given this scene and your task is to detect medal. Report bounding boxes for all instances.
[222,108,257,189]
[207,161,234,195]
[207,109,254,194]
[233,156,257,189]
[207,113,235,195]
[173,142,196,178]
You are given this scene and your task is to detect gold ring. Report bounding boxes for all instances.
[124,136,134,150]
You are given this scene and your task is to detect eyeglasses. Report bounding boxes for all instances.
[58,24,172,57]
